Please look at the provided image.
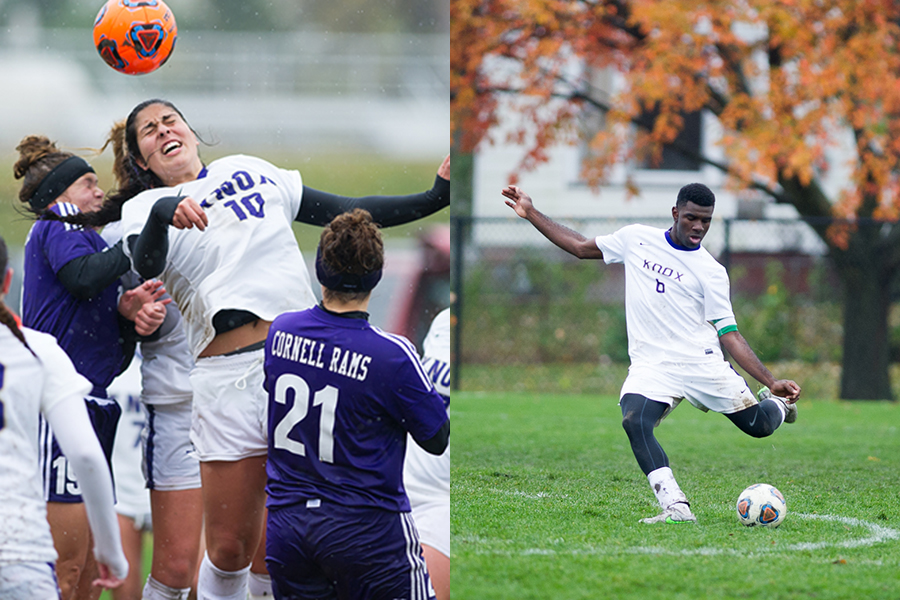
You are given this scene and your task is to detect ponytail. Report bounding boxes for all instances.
[0,303,34,357]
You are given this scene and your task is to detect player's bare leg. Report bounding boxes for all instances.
[72,539,103,600]
[48,502,92,600]
[422,544,449,600]
[145,488,204,599]
[112,514,144,600]
[197,456,267,600]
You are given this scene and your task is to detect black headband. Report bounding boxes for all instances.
[315,245,382,293]
[29,156,95,211]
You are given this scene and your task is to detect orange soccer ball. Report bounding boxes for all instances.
[93,0,177,75]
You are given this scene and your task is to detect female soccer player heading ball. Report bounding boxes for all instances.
[111,98,449,598]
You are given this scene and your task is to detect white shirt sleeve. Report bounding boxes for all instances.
[702,263,736,322]
[43,394,129,581]
[595,225,633,265]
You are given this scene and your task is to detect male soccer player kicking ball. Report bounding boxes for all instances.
[502,183,800,524]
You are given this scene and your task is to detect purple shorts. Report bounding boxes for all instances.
[266,501,435,600]
[40,397,120,503]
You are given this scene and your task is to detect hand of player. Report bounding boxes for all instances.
[501,185,534,218]
[172,196,208,231]
[770,379,801,402]
[118,279,166,321]
[437,154,450,180]
[92,562,126,590]
[134,297,171,336]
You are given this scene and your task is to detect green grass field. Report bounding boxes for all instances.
[452,391,900,599]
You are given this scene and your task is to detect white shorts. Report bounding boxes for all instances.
[410,496,450,558]
[620,360,757,415]
[0,562,59,600]
[143,399,202,491]
[404,443,450,557]
[189,350,267,462]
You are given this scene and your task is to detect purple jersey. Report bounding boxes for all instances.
[22,203,124,396]
[264,305,447,512]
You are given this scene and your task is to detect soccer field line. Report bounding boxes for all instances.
[624,514,900,557]
[458,513,900,557]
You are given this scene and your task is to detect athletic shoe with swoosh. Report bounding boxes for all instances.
[639,502,697,524]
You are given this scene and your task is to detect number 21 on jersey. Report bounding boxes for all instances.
[273,374,338,464]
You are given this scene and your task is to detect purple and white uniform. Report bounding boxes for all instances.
[264,305,447,600]
[0,326,128,596]
[22,202,123,503]
[22,203,124,394]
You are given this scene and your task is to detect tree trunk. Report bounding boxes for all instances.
[836,256,894,400]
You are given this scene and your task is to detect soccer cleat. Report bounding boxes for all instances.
[639,502,697,524]
[758,386,797,424]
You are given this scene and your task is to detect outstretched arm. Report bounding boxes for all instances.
[295,155,450,227]
[501,185,604,260]
[719,330,801,400]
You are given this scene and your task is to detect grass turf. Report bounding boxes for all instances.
[452,391,900,599]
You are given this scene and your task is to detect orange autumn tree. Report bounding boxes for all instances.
[452,0,900,400]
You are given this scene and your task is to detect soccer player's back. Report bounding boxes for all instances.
[263,209,448,600]
[265,305,446,512]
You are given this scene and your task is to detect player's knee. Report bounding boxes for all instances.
[621,409,650,438]
[154,554,198,588]
[208,540,253,573]
[750,418,777,438]
[621,397,652,436]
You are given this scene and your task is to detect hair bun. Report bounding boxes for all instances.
[13,135,59,179]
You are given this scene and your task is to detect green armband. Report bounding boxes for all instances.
[711,317,738,337]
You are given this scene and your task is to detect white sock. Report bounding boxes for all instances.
[647,466,688,511]
[248,571,273,598]
[197,552,250,600]
[142,575,191,600]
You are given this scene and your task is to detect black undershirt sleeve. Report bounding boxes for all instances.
[56,240,131,300]
[131,196,182,279]
[295,175,449,227]
[414,419,449,455]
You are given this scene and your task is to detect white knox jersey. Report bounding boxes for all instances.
[0,326,92,564]
[404,308,450,538]
[421,308,450,397]
[595,224,734,366]
[121,155,318,360]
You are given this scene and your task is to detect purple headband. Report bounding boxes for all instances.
[315,245,382,292]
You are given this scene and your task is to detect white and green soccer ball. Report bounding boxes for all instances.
[736,483,786,528]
